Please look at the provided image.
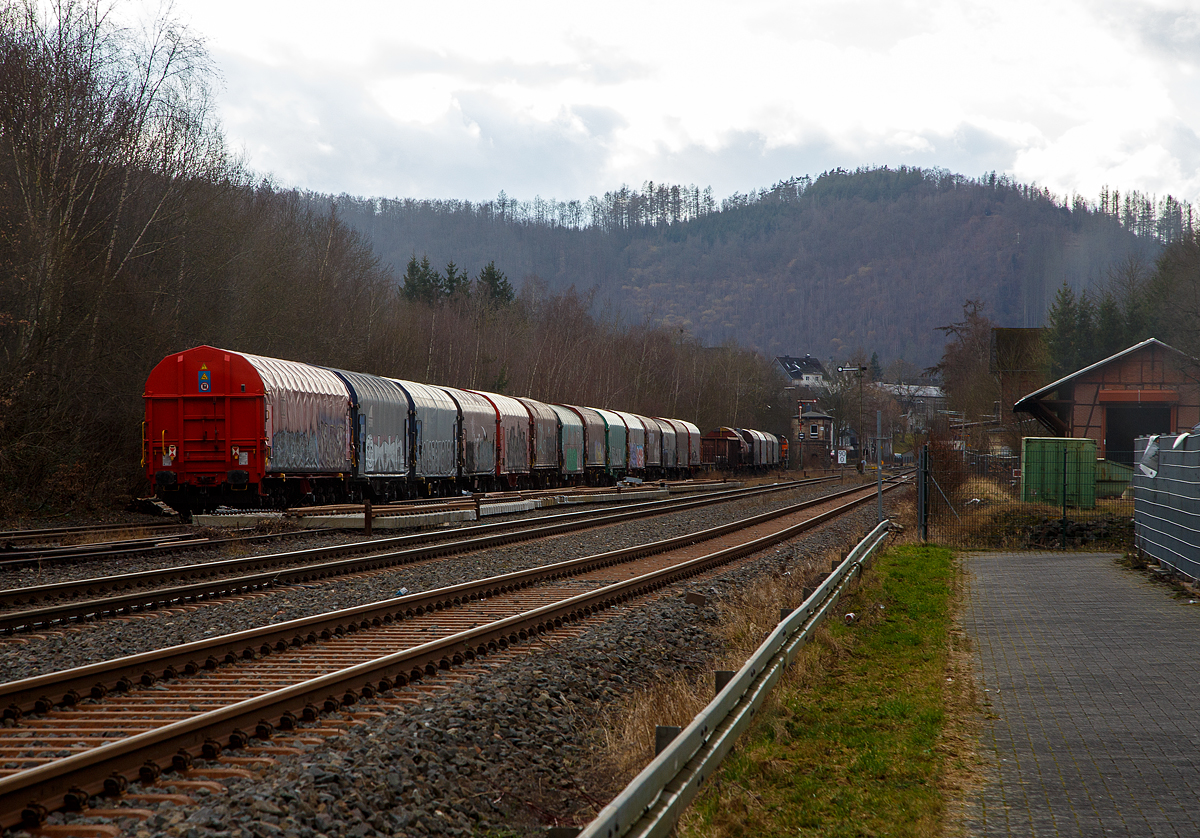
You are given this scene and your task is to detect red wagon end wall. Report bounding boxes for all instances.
[144,346,268,496]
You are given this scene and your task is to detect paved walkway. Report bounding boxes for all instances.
[964,551,1200,837]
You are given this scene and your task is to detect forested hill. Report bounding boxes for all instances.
[326,167,1178,367]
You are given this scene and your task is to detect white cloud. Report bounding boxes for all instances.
[168,0,1200,203]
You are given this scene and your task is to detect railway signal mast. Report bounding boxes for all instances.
[837,365,868,467]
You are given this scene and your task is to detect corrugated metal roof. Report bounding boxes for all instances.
[1013,338,1183,410]
[875,383,945,399]
[241,352,351,472]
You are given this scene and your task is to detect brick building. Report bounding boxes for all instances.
[1012,338,1200,465]
[795,407,835,471]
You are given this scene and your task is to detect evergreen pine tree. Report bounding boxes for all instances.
[401,254,443,303]
[443,261,468,298]
[477,261,514,306]
[1045,282,1079,376]
[1074,291,1097,368]
[1095,293,1125,359]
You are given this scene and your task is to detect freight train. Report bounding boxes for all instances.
[143,345,783,511]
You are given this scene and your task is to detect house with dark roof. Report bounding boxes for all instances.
[1012,338,1200,465]
[774,355,827,389]
[875,383,946,433]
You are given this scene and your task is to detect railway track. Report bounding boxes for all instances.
[0,477,848,633]
[0,526,334,572]
[0,478,904,829]
[0,483,685,569]
[0,522,187,550]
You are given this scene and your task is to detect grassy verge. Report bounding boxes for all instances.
[678,544,962,838]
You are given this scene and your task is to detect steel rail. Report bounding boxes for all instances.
[577,518,895,838]
[1,532,200,558]
[0,481,895,719]
[0,523,186,546]
[0,479,841,630]
[0,527,335,570]
[0,483,900,829]
[1,482,806,604]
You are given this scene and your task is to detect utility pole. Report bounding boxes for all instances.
[877,409,884,522]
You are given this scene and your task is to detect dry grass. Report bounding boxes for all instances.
[591,540,851,791]
[938,559,987,837]
[588,526,965,838]
[678,544,957,838]
[950,476,1014,507]
[61,526,156,546]
[931,495,1135,549]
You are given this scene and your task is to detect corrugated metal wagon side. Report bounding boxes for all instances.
[654,418,678,473]
[658,417,689,477]
[518,397,562,485]
[470,390,533,487]
[560,404,609,485]
[438,387,497,489]
[327,368,408,499]
[638,414,662,472]
[679,419,703,470]
[615,410,647,473]
[242,352,351,479]
[594,408,628,478]
[550,405,585,480]
[392,379,459,493]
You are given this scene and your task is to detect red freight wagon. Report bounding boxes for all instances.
[701,427,750,469]
[144,345,351,510]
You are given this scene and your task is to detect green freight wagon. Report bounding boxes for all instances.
[1020,437,1097,509]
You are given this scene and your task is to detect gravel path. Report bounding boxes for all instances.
[3,483,905,838]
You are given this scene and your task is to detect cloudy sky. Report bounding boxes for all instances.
[168,0,1200,205]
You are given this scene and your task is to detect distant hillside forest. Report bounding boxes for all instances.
[0,0,784,514]
[321,169,1189,368]
[3,0,1198,516]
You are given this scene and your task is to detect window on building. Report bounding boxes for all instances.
[810,424,818,438]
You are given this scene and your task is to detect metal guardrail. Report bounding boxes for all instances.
[577,518,894,838]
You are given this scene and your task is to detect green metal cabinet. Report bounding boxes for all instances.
[1020,437,1097,509]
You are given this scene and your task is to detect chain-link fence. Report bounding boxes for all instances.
[916,438,1134,548]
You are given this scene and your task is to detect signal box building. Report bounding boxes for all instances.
[1012,338,1200,466]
